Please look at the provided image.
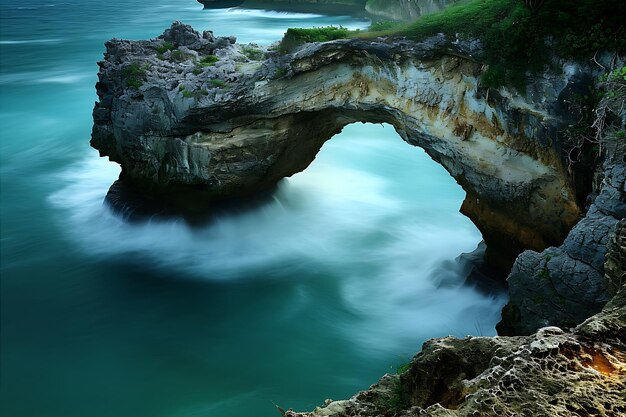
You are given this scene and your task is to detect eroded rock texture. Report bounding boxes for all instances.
[498,136,626,335]
[91,22,583,270]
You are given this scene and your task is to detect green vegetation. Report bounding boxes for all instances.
[562,64,625,172]
[368,20,404,32]
[375,378,407,415]
[241,46,265,60]
[273,67,288,79]
[170,50,193,62]
[280,0,625,90]
[395,362,411,374]
[179,84,210,99]
[595,65,626,141]
[209,79,227,88]
[121,62,148,89]
[280,26,350,52]
[155,41,175,54]
[198,54,220,67]
[367,0,625,89]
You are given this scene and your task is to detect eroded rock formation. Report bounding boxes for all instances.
[499,140,626,335]
[91,22,582,271]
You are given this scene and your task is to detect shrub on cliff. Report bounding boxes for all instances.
[121,62,148,89]
[279,26,350,52]
[364,0,626,89]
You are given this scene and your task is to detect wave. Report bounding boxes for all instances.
[0,38,65,45]
[47,124,482,284]
[0,71,92,85]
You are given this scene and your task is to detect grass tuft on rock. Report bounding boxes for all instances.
[210,79,227,88]
[121,62,148,89]
[279,26,350,52]
[199,55,220,67]
[155,41,175,54]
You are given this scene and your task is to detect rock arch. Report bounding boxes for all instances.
[91,23,582,270]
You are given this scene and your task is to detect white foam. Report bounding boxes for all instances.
[48,124,482,285]
[0,38,64,45]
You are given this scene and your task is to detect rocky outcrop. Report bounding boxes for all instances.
[284,266,626,416]
[497,105,626,335]
[91,22,583,271]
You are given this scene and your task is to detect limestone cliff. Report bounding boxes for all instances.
[198,0,367,16]
[499,140,625,335]
[365,0,459,21]
[197,0,457,21]
[91,22,582,273]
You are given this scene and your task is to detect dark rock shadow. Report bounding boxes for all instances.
[429,242,508,296]
[104,176,279,226]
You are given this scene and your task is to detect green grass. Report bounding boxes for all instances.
[395,362,411,375]
[155,41,175,54]
[279,26,351,52]
[209,79,227,88]
[170,50,193,63]
[241,46,265,61]
[179,84,210,99]
[198,55,220,67]
[121,62,148,89]
[279,0,625,90]
[368,20,405,32]
[375,378,407,415]
[370,0,625,90]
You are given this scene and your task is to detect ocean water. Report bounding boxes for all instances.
[0,1,507,416]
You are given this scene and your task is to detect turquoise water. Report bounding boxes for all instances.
[0,1,506,416]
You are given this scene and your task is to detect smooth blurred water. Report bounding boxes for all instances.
[0,1,506,417]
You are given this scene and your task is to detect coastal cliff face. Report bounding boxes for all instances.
[198,0,457,21]
[198,0,367,16]
[91,22,582,271]
[365,0,459,21]
[499,141,626,335]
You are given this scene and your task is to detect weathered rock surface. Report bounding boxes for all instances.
[498,134,626,335]
[91,22,583,271]
[284,265,626,417]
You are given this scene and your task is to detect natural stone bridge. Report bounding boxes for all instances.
[91,23,582,270]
